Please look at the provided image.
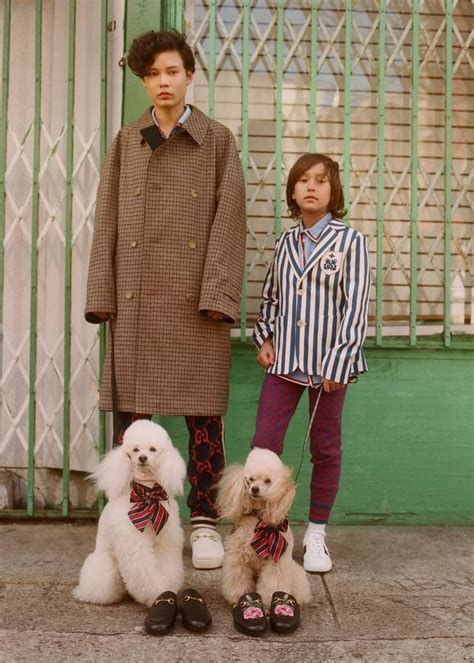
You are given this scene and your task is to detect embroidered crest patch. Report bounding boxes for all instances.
[321,251,342,275]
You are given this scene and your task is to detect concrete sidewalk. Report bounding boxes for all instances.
[0,523,473,662]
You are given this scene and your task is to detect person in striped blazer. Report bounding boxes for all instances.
[252,153,371,573]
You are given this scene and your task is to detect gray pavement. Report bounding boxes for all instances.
[0,523,473,662]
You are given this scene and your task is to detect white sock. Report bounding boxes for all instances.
[305,522,326,539]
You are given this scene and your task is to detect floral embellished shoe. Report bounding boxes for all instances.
[144,591,178,636]
[269,591,300,633]
[232,592,267,636]
[178,588,212,632]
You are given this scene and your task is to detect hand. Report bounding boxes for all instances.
[257,339,275,368]
[323,378,345,393]
[207,310,225,321]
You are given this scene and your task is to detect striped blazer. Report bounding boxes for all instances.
[253,218,371,385]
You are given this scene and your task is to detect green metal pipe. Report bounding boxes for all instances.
[175,0,184,33]
[410,1,420,346]
[375,1,387,346]
[274,0,284,237]
[343,0,352,221]
[0,0,11,434]
[27,0,43,516]
[97,0,108,512]
[309,1,318,153]
[443,1,453,347]
[240,0,250,342]
[62,0,76,516]
[207,0,216,119]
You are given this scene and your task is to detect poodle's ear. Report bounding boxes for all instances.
[216,464,250,521]
[262,466,296,525]
[158,443,186,497]
[90,446,132,500]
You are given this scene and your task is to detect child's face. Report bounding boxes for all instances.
[142,50,193,111]
[292,162,331,223]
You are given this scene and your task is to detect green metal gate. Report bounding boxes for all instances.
[0,0,472,519]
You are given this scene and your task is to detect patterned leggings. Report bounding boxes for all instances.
[251,374,347,524]
[116,412,225,521]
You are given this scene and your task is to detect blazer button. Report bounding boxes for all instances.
[297,319,305,327]
[125,291,133,300]
[130,240,138,248]
[190,189,198,198]
[134,187,141,196]
[185,293,195,302]
[188,240,197,249]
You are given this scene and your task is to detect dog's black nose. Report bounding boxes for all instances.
[138,455,148,464]
[251,485,260,495]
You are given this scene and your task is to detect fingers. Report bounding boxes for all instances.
[323,379,345,392]
[257,350,275,368]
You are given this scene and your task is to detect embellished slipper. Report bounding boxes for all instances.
[232,592,267,636]
[269,591,300,633]
[178,588,212,632]
[144,591,178,636]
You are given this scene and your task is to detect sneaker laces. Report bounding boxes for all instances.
[305,534,328,556]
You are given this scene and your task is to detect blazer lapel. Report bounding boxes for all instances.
[282,227,302,277]
[298,222,343,282]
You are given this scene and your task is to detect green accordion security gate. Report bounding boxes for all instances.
[0,0,472,520]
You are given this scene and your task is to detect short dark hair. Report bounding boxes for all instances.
[127,30,195,77]
[286,153,346,219]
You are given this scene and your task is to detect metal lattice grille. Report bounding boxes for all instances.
[185,0,473,342]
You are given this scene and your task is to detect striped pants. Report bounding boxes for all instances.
[251,373,347,524]
[116,412,225,524]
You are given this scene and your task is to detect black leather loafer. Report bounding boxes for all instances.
[232,592,267,636]
[269,591,300,633]
[144,591,178,635]
[178,588,212,632]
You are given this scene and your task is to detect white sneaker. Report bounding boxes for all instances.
[303,532,332,573]
[190,528,225,569]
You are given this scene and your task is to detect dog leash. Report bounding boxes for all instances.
[294,383,323,482]
[109,320,120,446]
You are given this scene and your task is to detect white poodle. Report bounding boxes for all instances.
[73,419,186,607]
[217,448,311,609]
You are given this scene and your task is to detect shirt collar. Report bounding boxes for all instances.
[151,104,192,131]
[299,212,332,240]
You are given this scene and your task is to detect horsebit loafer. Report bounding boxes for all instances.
[269,591,300,633]
[144,591,178,635]
[178,588,212,632]
[232,592,267,636]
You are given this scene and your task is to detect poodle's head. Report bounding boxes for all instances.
[217,448,296,525]
[91,420,186,500]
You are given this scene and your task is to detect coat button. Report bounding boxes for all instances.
[188,240,197,249]
[134,187,141,196]
[185,293,195,302]
[190,189,198,198]
[297,319,305,327]
[125,291,133,300]
[130,240,137,248]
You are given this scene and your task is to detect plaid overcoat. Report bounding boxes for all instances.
[85,106,246,415]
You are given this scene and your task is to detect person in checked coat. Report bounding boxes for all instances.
[85,30,246,570]
[252,153,371,574]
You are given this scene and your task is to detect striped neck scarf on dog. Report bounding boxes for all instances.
[128,481,169,534]
[250,518,289,563]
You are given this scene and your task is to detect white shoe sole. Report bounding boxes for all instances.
[192,556,224,570]
[304,560,332,573]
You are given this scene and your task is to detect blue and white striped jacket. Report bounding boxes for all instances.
[253,218,371,384]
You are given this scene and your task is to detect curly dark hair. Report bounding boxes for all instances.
[286,153,346,219]
[127,30,195,77]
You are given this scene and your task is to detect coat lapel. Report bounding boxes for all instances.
[282,227,302,277]
[298,221,345,282]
